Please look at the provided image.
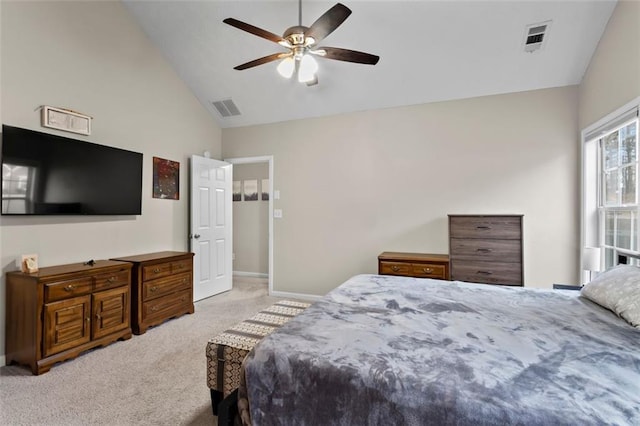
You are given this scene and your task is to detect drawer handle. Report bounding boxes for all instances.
[95,313,101,320]
[477,270,493,275]
[153,268,161,273]
[151,306,159,312]
[476,248,492,253]
[422,268,433,273]
[64,285,76,292]
[150,286,158,292]
[85,317,90,322]
[182,278,187,283]
[391,266,401,272]
[176,264,184,269]
[476,226,491,230]
[107,276,117,282]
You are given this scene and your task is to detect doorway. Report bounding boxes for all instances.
[225,156,274,294]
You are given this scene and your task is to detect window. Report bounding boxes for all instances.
[582,99,640,279]
[599,119,639,269]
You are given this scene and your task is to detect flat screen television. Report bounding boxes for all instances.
[1,125,143,215]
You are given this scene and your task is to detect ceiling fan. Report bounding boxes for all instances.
[223,1,379,86]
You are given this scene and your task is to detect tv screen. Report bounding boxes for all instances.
[1,125,143,215]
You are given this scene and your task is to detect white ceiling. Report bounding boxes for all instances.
[122,0,617,128]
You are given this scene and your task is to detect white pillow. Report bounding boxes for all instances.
[580,264,640,328]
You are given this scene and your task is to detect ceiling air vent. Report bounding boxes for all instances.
[523,21,551,53]
[211,99,241,118]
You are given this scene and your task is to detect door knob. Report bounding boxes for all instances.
[193,234,201,239]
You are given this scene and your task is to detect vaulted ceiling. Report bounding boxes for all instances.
[123,0,617,128]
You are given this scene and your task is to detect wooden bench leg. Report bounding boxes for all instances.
[210,389,224,416]
[217,389,238,426]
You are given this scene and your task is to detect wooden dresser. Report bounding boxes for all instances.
[378,252,450,280]
[111,251,194,335]
[448,214,523,286]
[5,260,132,375]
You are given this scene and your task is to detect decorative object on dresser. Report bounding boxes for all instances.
[378,252,450,280]
[110,251,194,335]
[448,214,524,286]
[5,260,132,375]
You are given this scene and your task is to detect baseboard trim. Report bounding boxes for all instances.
[0,354,5,367]
[270,290,323,302]
[233,271,268,278]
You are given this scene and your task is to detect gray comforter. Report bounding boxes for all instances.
[240,274,640,425]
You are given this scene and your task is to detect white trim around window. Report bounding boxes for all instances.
[581,96,640,283]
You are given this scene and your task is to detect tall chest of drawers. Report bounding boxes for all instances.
[111,251,194,334]
[449,215,523,286]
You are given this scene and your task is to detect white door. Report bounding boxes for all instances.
[190,155,232,301]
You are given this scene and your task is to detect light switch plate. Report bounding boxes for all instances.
[274,209,283,218]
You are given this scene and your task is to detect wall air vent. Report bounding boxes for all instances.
[523,21,551,53]
[211,99,241,118]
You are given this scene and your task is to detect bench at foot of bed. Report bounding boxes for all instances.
[206,300,312,424]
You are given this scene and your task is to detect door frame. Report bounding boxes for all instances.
[224,155,274,295]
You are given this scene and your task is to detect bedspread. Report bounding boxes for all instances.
[240,274,640,425]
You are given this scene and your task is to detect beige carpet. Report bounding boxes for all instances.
[0,277,281,426]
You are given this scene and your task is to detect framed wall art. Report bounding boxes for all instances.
[243,179,258,201]
[233,181,242,201]
[153,157,180,200]
[41,106,92,135]
[261,179,270,201]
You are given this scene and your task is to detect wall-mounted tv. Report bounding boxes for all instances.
[1,125,143,215]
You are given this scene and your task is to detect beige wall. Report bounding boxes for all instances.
[0,1,221,361]
[579,0,640,128]
[223,86,580,296]
[232,163,269,275]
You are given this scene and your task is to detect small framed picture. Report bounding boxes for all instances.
[261,179,270,201]
[21,254,39,274]
[41,106,91,136]
[243,179,258,201]
[233,181,242,201]
[153,157,180,200]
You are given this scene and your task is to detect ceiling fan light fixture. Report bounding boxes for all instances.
[277,57,295,78]
[298,54,318,83]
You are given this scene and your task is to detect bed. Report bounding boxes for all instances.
[238,268,640,425]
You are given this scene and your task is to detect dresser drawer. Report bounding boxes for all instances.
[449,216,521,240]
[451,261,522,286]
[171,259,192,274]
[142,289,192,322]
[410,263,447,280]
[142,272,192,301]
[142,262,172,281]
[379,261,411,276]
[449,239,521,262]
[94,269,130,292]
[45,277,93,302]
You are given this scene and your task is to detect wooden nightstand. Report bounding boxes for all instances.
[378,252,450,280]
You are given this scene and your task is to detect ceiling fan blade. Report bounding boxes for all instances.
[305,3,351,45]
[311,47,379,65]
[223,18,288,46]
[234,52,292,70]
